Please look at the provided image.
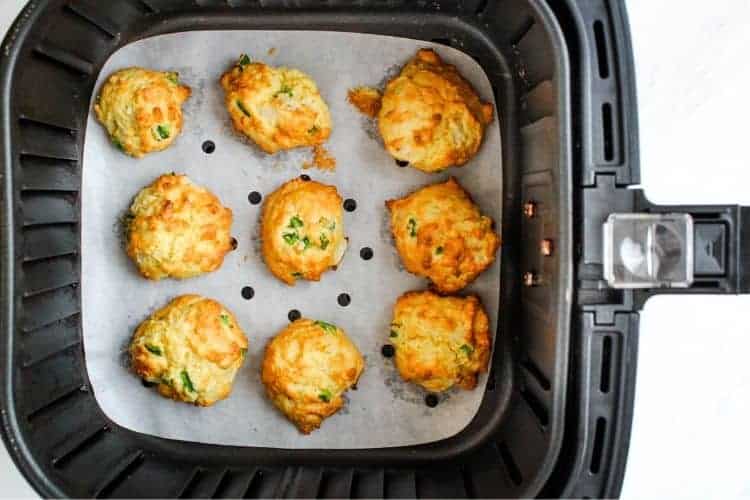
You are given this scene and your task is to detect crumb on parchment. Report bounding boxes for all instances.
[347,86,382,118]
[303,145,336,171]
[267,47,277,56]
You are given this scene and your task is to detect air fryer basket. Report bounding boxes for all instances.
[6,0,738,498]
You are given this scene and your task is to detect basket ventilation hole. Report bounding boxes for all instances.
[522,356,551,390]
[337,293,351,307]
[241,286,254,300]
[33,45,93,76]
[474,0,490,15]
[243,470,264,498]
[96,452,145,498]
[343,199,357,212]
[315,471,330,498]
[395,159,409,168]
[248,191,262,205]
[349,471,360,498]
[425,394,439,407]
[52,426,108,469]
[360,247,373,260]
[136,0,157,13]
[288,309,301,322]
[230,237,238,250]
[498,442,523,485]
[602,103,614,161]
[521,387,549,427]
[593,20,610,79]
[211,470,233,498]
[202,140,215,154]
[381,344,395,358]
[27,385,84,422]
[590,417,607,473]
[600,336,612,393]
[461,467,477,498]
[178,469,204,498]
[64,4,118,38]
[300,174,311,181]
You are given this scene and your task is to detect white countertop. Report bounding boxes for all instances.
[1,0,748,497]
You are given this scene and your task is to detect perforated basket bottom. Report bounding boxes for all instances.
[81,30,502,449]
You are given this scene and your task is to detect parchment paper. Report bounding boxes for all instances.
[81,31,502,448]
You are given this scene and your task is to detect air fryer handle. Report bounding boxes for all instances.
[636,196,750,295]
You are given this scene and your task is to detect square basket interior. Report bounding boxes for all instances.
[0,0,571,497]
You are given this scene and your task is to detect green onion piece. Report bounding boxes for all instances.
[308,125,319,135]
[283,232,299,245]
[155,124,170,140]
[314,320,337,335]
[160,377,173,387]
[407,218,417,237]
[166,72,179,84]
[240,348,248,358]
[236,100,252,117]
[291,272,303,278]
[145,344,162,356]
[436,246,443,254]
[390,330,398,338]
[181,370,195,392]
[112,138,125,151]
[319,388,332,402]
[238,54,251,68]
[289,215,304,229]
[220,314,231,327]
[459,344,474,356]
[319,233,330,250]
[302,236,311,250]
[275,84,293,97]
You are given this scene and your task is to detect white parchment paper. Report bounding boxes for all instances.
[81,31,502,448]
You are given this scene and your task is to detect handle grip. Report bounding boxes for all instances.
[634,195,750,295]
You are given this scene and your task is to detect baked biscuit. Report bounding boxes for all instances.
[386,177,500,293]
[94,67,191,158]
[220,55,332,154]
[130,295,248,406]
[261,178,347,285]
[378,49,494,172]
[261,318,364,434]
[390,290,491,392]
[126,173,234,280]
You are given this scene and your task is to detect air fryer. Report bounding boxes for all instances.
[2,0,748,498]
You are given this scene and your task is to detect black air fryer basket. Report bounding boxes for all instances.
[2,1,748,498]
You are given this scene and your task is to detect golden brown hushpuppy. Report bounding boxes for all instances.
[390,290,491,392]
[386,177,500,293]
[130,295,248,406]
[125,173,234,280]
[219,54,332,154]
[94,67,191,158]
[378,49,494,172]
[261,178,347,285]
[261,319,364,434]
